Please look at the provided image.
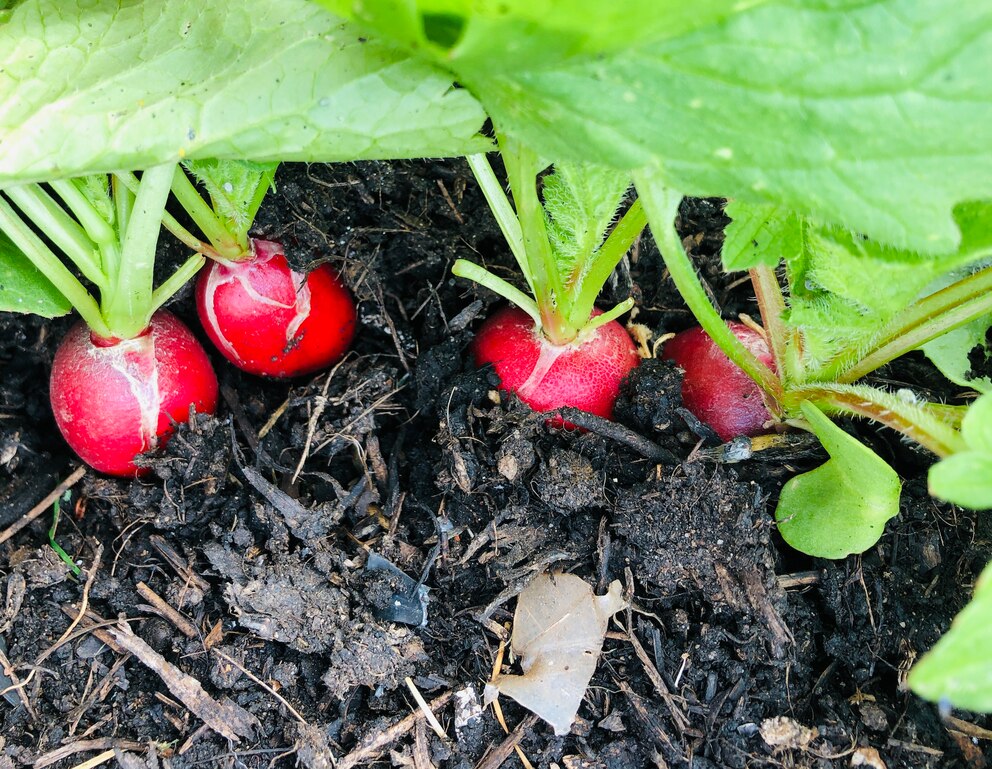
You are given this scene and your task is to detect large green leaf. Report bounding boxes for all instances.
[454,0,992,254]
[909,560,992,712]
[314,0,754,71]
[776,402,902,559]
[0,231,71,317]
[0,0,490,184]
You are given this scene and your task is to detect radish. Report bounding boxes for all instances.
[196,239,356,378]
[164,161,357,378]
[663,321,776,441]
[453,144,646,421]
[50,311,218,476]
[473,305,639,420]
[0,165,217,475]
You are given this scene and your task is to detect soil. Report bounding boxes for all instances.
[1,160,990,769]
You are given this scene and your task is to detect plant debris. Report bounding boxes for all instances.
[485,572,626,735]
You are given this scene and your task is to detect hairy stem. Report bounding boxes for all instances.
[169,166,245,260]
[794,383,966,458]
[823,263,992,383]
[749,264,797,384]
[500,137,575,344]
[466,153,532,296]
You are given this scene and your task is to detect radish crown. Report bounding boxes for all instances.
[453,136,646,346]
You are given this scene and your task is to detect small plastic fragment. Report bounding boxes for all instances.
[364,553,429,627]
[484,572,626,735]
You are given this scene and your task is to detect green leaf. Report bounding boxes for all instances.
[183,159,278,244]
[315,0,753,71]
[929,393,992,509]
[0,0,489,184]
[776,402,902,559]
[909,560,992,712]
[921,316,992,394]
[0,230,71,317]
[542,161,630,281]
[734,202,992,368]
[721,201,805,271]
[458,0,992,254]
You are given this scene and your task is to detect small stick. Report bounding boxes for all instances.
[33,740,145,769]
[211,648,308,726]
[405,677,448,741]
[474,714,538,769]
[37,545,103,666]
[336,691,453,769]
[0,466,86,546]
[136,581,198,639]
[551,408,679,464]
[67,749,115,769]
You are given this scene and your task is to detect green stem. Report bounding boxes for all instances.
[823,263,992,384]
[116,171,220,258]
[4,184,106,290]
[466,153,532,296]
[0,196,110,336]
[794,382,966,458]
[501,137,574,343]
[568,198,648,330]
[451,259,541,325]
[103,164,175,339]
[50,178,116,248]
[634,171,784,411]
[149,253,206,315]
[583,298,635,334]
[169,166,245,260]
[242,166,277,237]
[749,264,797,385]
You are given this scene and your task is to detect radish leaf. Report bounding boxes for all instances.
[328,0,992,254]
[775,402,901,559]
[0,0,489,183]
[0,232,71,317]
[929,393,992,509]
[909,560,992,712]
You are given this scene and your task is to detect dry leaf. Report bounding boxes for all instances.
[485,573,626,735]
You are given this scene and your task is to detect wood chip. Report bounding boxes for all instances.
[105,621,257,743]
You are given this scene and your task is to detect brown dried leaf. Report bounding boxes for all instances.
[485,573,625,735]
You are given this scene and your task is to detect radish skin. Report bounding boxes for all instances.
[663,322,775,441]
[196,239,356,378]
[50,310,218,476]
[473,305,640,421]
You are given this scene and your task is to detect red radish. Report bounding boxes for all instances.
[473,305,640,421]
[196,239,356,378]
[662,321,775,441]
[50,310,218,477]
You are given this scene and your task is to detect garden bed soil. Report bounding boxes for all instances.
[1,160,990,769]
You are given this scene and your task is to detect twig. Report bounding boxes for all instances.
[33,739,145,769]
[67,749,115,769]
[106,621,258,743]
[336,691,453,769]
[623,630,689,733]
[551,408,679,464]
[37,544,103,666]
[0,466,86,546]
[211,647,308,726]
[474,714,538,769]
[136,581,198,639]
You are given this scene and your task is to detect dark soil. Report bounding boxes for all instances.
[1,161,990,769]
